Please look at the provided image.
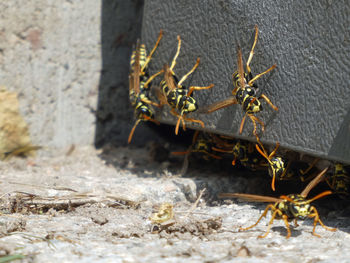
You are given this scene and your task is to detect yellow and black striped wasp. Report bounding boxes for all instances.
[171,130,224,175]
[201,25,278,136]
[325,163,350,198]
[128,30,163,143]
[150,35,214,135]
[211,139,266,171]
[219,168,336,238]
[254,137,285,191]
[254,137,321,191]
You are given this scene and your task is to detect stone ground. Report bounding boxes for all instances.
[0,144,350,263]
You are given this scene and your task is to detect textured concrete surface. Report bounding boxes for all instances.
[0,146,349,262]
[0,1,101,148]
[141,0,350,164]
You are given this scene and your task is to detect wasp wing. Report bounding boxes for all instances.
[237,45,246,91]
[130,40,141,95]
[218,193,282,203]
[163,63,177,93]
[197,96,237,114]
[151,84,168,106]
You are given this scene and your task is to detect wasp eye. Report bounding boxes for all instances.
[290,204,300,216]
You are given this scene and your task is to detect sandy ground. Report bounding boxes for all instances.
[0,144,350,263]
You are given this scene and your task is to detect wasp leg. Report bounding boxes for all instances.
[294,219,299,227]
[128,114,158,143]
[299,158,319,176]
[243,114,265,136]
[174,115,205,135]
[141,29,163,73]
[143,69,164,90]
[259,94,279,111]
[281,214,292,239]
[170,35,182,71]
[248,64,276,87]
[187,83,214,97]
[169,108,185,135]
[192,130,200,143]
[256,206,281,238]
[178,58,200,87]
[206,152,223,159]
[246,24,259,75]
[309,207,336,237]
[258,209,284,239]
[269,142,280,159]
[240,204,274,232]
[239,114,248,134]
[211,147,232,153]
[251,115,265,135]
[140,97,160,107]
[183,116,205,128]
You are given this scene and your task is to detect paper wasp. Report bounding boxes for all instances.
[326,163,350,198]
[219,168,336,238]
[254,137,321,191]
[211,139,266,171]
[172,130,224,175]
[128,30,163,143]
[149,35,214,135]
[255,137,285,191]
[200,25,277,136]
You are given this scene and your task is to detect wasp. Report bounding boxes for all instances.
[200,25,278,136]
[255,137,285,191]
[325,163,350,198]
[172,131,224,175]
[150,35,214,135]
[219,168,336,238]
[128,30,163,143]
[255,138,321,191]
[211,139,266,171]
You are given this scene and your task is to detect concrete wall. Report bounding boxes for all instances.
[0,0,149,149]
[0,1,101,148]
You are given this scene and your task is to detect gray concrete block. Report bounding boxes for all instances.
[142,0,350,164]
[0,1,102,148]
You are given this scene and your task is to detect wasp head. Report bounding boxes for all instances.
[245,97,262,114]
[268,156,285,180]
[287,195,311,219]
[136,104,154,120]
[180,96,198,114]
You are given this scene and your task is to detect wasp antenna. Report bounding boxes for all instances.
[128,119,142,144]
[271,174,276,191]
[307,190,332,203]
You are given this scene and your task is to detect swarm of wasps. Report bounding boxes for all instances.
[129,26,349,238]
